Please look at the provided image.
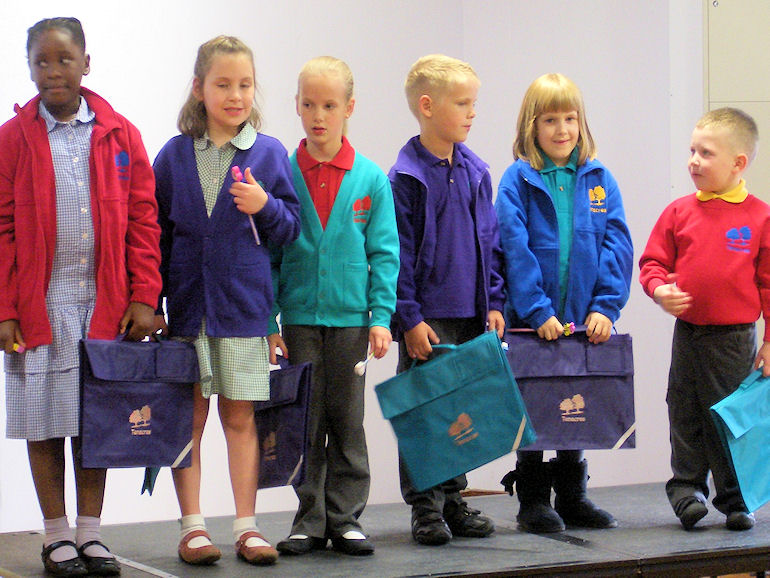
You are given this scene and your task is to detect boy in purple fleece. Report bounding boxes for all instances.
[388,54,506,546]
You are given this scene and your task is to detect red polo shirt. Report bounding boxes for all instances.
[296,136,355,229]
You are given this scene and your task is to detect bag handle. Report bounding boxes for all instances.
[506,322,617,337]
[113,331,165,343]
[740,369,765,389]
[506,323,585,336]
[406,343,456,370]
[407,330,506,369]
[273,354,291,370]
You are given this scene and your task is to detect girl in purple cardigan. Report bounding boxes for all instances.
[153,36,299,567]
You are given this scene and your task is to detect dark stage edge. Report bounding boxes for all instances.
[1,482,769,577]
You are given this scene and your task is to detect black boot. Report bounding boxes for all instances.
[501,461,565,533]
[551,458,617,528]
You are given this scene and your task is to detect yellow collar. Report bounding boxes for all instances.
[696,180,748,203]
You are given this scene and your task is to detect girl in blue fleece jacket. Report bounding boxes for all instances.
[495,73,632,534]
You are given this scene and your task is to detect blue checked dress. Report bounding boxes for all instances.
[5,99,97,441]
[187,125,270,401]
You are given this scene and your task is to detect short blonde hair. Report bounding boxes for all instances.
[297,56,354,135]
[513,73,596,170]
[404,54,478,118]
[178,36,262,138]
[697,107,759,163]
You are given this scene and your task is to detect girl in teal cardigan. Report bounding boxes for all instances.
[269,57,399,557]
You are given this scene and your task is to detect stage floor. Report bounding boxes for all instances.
[1,482,769,577]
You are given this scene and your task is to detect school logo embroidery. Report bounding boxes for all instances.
[448,413,479,446]
[129,405,151,435]
[353,195,371,223]
[560,394,587,422]
[589,186,606,213]
[262,431,277,462]
[115,151,129,181]
[726,226,752,253]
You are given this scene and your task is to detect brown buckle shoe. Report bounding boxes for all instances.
[178,530,222,565]
[235,531,278,565]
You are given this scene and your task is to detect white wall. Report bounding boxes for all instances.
[0,0,703,532]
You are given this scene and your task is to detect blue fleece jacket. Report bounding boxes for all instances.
[154,133,300,338]
[495,158,633,330]
[389,136,506,340]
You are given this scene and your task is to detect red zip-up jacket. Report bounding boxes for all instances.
[0,88,161,348]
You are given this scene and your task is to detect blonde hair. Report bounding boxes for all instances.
[404,54,478,118]
[513,73,596,170]
[178,36,262,138]
[696,107,759,164]
[297,56,354,135]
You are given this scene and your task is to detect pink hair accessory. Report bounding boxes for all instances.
[231,166,261,245]
[562,322,576,336]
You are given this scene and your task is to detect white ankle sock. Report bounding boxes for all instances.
[76,516,112,559]
[180,514,213,549]
[44,517,77,563]
[233,516,269,547]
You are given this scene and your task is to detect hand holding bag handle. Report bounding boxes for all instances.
[407,330,507,370]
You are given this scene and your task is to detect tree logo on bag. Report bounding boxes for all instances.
[262,431,277,462]
[129,405,152,435]
[560,395,586,422]
[448,413,479,446]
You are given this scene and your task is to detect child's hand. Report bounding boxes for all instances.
[0,319,24,354]
[584,312,612,344]
[268,333,288,365]
[230,167,268,215]
[754,341,770,377]
[653,282,692,317]
[369,326,392,359]
[537,316,564,341]
[487,310,505,339]
[404,321,440,360]
[120,302,155,341]
[152,314,168,337]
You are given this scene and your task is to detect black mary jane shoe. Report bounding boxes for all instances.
[276,536,327,555]
[41,540,88,577]
[77,540,121,576]
[330,534,375,556]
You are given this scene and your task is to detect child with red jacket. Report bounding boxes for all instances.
[0,17,161,576]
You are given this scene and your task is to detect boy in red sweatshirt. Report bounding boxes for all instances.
[639,107,770,532]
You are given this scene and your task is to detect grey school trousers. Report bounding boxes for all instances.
[666,319,755,515]
[397,317,484,515]
[283,325,370,538]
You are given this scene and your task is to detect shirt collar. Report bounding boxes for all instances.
[540,146,578,174]
[414,139,464,167]
[39,96,94,132]
[193,122,258,151]
[296,135,355,172]
[696,179,748,203]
